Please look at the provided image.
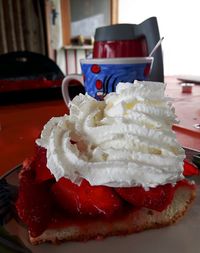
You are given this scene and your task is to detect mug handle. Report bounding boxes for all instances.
[61,74,84,105]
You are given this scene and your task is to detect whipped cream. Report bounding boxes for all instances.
[36,81,185,188]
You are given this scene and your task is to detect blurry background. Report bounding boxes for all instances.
[119,0,200,76]
[0,0,199,76]
[0,0,46,54]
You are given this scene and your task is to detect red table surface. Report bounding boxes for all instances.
[0,76,199,176]
[0,99,68,176]
[165,76,200,150]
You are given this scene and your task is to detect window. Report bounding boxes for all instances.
[119,0,200,76]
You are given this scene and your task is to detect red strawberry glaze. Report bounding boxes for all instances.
[115,179,196,212]
[16,146,196,237]
[47,205,134,230]
[51,177,123,217]
[48,179,196,230]
[175,179,196,190]
[183,159,200,176]
[16,158,55,237]
[34,145,54,183]
[116,184,174,212]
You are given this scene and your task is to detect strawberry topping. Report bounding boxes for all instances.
[34,145,54,183]
[115,179,196,212]
[51,177,123,217]
[115,183,174,212]
[16,157,55,237]
[16,145,196,237]
[183,159,199,176]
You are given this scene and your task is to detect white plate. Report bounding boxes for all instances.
[177,75,200,84]
[2,165,200,253]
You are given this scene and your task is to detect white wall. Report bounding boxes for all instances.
[119,0,200,76]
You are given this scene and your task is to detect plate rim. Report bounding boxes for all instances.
[0,164,22,180]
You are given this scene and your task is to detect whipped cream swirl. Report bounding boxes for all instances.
[36,81,185,188]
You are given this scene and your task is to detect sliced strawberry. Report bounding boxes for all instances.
[51,178,123,217]
[34,145,54,183]
[183,159,199,176]
[16,159,54,237]
[175,179,196,190]
[115,183,174,212]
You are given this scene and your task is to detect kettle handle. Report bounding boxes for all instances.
[137,17,164,82]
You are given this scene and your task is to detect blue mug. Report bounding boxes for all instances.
[62,57,153,105]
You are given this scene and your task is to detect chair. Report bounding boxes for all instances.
[0,51,64,80]
[0,51,65,101]
[93,17,164,82]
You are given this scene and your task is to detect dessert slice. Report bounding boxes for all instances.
[15,81,196,245]
[33,181,195,245]
[16,149,196,245]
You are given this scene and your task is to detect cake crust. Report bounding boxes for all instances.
[29,185,196,245]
